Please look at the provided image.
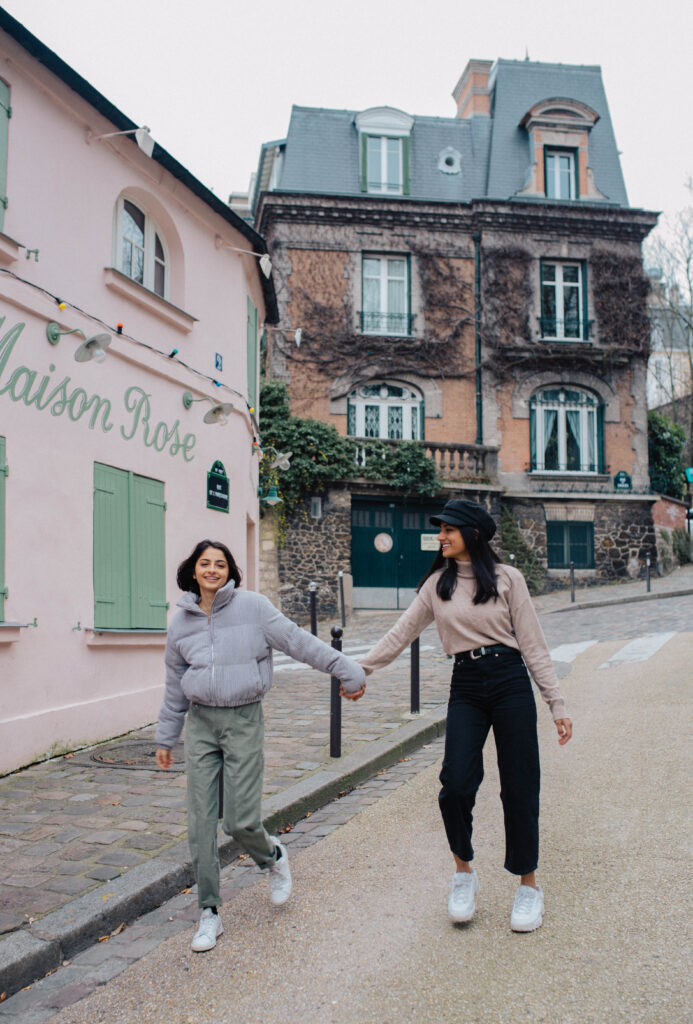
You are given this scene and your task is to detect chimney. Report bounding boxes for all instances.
[452,59,493,119]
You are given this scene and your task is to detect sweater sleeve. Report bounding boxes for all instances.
[507,572,568,721]
[259,597,366,694]
[359,586,435,675]
[154,632,191,749]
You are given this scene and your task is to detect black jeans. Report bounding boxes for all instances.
[439,649,540,876]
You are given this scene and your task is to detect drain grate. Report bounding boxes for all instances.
[89,739,185,771]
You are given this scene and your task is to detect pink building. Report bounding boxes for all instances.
[0,11,277,773]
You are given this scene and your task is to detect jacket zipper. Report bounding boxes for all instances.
[208,605,216,703]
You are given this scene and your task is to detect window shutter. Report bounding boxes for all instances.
[247,298,258,410]
[402,136,410,195]
[360,134,368,192]
[130,474,167,629]
[597,401,605,473]
[419,400,425,440]
[539,260,546,336]
[93,464,131,628]
[0,81,10,233]
[529,399,537,470]
[0,436,6,620]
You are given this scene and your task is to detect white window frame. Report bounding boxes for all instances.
[541,261,583,340]
[530,388,599,474]
[347,382,422,440]
[366,136,403,194]
[115,196,169,299]
[545,149,576,200]
[362,256,409,336]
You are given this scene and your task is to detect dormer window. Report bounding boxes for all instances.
[545,149,576,200]
[517,98,606,202]
[355,107,413,196]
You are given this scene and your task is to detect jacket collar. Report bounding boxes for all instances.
[177,579,237,614]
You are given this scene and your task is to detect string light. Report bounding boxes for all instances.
[0,266,258,420]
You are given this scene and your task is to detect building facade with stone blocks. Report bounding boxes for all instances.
[251,58,659,612]
[0,11,277,772]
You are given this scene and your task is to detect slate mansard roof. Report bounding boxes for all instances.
[254,58,628,211]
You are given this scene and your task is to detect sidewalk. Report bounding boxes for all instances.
[1,562,692,998]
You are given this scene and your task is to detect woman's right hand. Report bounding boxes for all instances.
[340,682,366,701]
[155,747,173,770]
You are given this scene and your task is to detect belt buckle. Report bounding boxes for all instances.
[469,646,485,660]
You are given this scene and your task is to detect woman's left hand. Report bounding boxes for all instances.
[555,718,572,745]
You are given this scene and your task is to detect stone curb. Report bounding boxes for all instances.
[544,586,693,614]
[0,704,447,999]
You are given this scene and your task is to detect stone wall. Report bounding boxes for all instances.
[276,488,352,623]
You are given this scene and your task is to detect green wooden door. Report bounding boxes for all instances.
[351,498,440,608]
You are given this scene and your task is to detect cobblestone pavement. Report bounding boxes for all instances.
[0,564,692,1013]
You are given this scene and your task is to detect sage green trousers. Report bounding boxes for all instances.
[185,701,277,908]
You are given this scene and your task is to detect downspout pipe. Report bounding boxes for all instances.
[473,230,483,445]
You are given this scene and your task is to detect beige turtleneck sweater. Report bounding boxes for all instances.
[360,562,567,721]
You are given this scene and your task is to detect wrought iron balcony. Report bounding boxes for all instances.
[359,311,415,336]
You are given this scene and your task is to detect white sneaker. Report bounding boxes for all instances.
[268,836,292,905]
[191,908,223,952]
[510,885,544,932]
[448,869,479,923]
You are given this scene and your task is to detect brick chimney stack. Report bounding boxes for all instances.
[452,59,493,119]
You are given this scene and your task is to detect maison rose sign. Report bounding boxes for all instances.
[0,316,197,460]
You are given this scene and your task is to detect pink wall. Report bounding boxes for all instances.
[0,29,266,772]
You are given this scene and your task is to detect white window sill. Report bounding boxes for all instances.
[0,624,22,643]
[85,628,167,648]
[0,232,22,265]
[103,268,198,334]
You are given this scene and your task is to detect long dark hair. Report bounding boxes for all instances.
[418,525,500,604]
[176,539,243,595]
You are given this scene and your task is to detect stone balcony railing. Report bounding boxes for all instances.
[351,439,499,483]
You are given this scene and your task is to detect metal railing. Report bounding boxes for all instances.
[359,311,415,336]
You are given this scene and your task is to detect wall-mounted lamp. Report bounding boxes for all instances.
[86,125,155,158]
[259,483,283,506]
[46,321,111,362]
[214,236,272,279]
[182,389,233,426]
[264,325,302,348]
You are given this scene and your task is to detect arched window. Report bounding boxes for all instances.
[529,387,604,473]
[116,197,167,298]
[347,381,423,440]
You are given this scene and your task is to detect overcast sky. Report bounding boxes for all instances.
[5,0,692,232]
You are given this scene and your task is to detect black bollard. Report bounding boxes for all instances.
[646,556,651,593]
[410,637,420,715]
[330,626,343,758]
[570,561,575,603]
[309,581,317,636]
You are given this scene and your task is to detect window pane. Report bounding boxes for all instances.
[123,200,145,239]
[559,155,573,199]
[546,153,557,198]
[388,406,403,439]
[364,405,380,438]
[347,403,356,436]
[541,264,556,282]
[565,409,581,470]
[542,281,556,335]
[563,265,579,283]
[411,405,418,440]
[132,246,144,285]
[155,234,164,261]
[367,136,382,190]
[154,259,165,297]
[543,408,558,469]
[385,137,401,191]
[563,282,580,337]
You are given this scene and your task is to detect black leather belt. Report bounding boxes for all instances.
[454,644,518,663]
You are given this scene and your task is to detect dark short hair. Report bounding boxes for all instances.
[176,540,242,595]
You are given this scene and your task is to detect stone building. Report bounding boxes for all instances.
[251,58,659,615]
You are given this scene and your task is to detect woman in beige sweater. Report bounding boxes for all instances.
[347,499,572,932]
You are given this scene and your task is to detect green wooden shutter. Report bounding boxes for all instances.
[402,136,410,195]
[581,262,589,340]
[0,81,10,233]
[0,437,7,621]
[360,134,368,192]
[93,463,130,628]
[597,401,605,473]
[247,297,258,410]
[130,474,167,629]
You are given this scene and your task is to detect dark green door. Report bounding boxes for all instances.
[351,498,440,608]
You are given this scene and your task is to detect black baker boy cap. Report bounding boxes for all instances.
[429,499,496,541]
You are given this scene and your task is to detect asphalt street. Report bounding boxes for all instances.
[41,618,693,1023]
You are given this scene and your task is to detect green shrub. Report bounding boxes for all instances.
[648,410,686,499]
[499,506,545,595]
[672,527,692,565]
